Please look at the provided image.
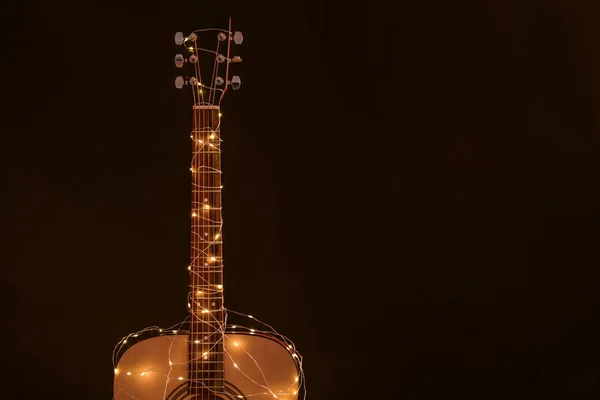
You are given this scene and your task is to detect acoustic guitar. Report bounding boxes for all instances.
[113,18,304,400]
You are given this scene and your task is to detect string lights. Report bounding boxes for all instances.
[114,24,304,400]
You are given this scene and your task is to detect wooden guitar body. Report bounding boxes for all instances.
[114,332,300,400]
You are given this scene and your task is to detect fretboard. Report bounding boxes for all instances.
[189,105,225,396]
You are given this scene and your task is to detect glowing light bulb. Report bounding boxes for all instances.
[197,290,202,295]
[295,377,299,382]
[288,345,293,349]
[133,334,138,337]
[169,361,173,366]
[233,363,239,369]
[232,325,237,328]
[209,143,214,148]
[210,256,216,262]
[216,284,223,290]
[188,47,193,51]
[159,329,163,332]
[220,185,223,189]
[218,112,222,117]
[123,339,128,344]
[187,303,191,308]
[209,134,215,139]
[250,329,256,334]
[141,371,146,376]
[127,372,132,376]
[192,212,197,217]
[201,309,209,314]
[187,266,191,271]
[203,204,210,209]
[233,342,239,347]
[293,391,298,395]
[214,233,220,239]
[114,369,119,374]
[194,340,200,344]
[172,330,177,333]
[178,376,184,380]
[248,315,254,319]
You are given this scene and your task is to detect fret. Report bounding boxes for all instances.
[191,224,222,228]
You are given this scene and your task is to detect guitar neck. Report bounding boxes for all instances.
[189,105,225,394]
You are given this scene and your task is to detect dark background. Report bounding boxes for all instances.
[2,0,600,398]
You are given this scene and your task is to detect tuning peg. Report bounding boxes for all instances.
[217,54,226,63]
[218,32,227,41]
[231,75,241,90]
[175,76,185,89]
[231,56,242,63]
[174,32,184,45]
[174,54,184,68]
[233,31,243,45]
[215,77,224,86]
[189,55,198,63]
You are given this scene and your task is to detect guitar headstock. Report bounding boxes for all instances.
[173,17,243,107]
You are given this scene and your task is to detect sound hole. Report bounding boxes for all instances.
[166,382,243,400]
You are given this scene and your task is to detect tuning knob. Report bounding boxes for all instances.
[189,55,198,63]
[233,31,243,45]
[175,76,185,89]
[217,54,226,63]
[215,77,224,86]
[174,32,184,45]
[174,54,184,68]
[231,75,241,90]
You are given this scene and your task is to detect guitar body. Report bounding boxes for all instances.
[114,332,299,400]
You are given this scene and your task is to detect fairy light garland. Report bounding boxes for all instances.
[113,26,305,400]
